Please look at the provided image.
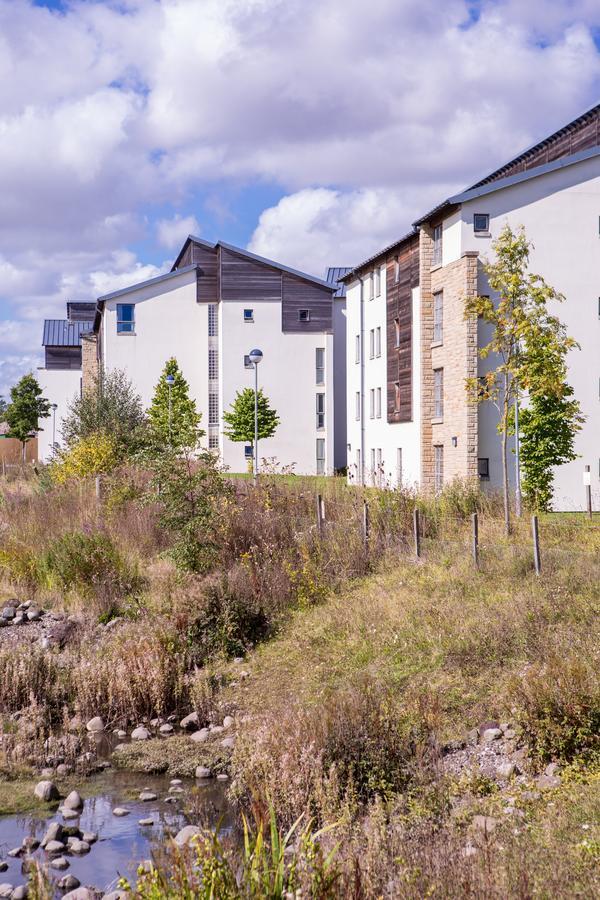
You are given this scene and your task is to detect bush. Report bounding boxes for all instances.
[51,432,118,483]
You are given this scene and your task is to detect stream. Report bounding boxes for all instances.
[0,769,232,896]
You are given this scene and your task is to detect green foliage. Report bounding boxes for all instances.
[61,368,146,456]
[147,358,203,450]
[185,580,270,662]
[0,395,7,418]
[465,225,579,530]
[223,388,280,449]
[50,431,119,483]
[5,373,50,454]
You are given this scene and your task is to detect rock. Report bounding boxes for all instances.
[209,725,224,735]
[1,608,15,620]
[10,888,28,900]
[68,839,90,855]
[34,780,60,802]
[163,796,178,803]
[21,838,39,852]
[195,766,212,779]
[56,764,72,776]
[535,774,561,790]
[82,832,97,844]
[465,728,479,746]
[190,728,209,743]
[170,778,182,785]
[220,736,235,749]
[139,791,157,802]
[112,807,130,817]
[0,887,11,899]
[63,890,93,900]
[496,763,515,779]
[12,615,26,626]
[503,729,516,740]
[545,762,560,777]
[41,822,64,847]
[0,865,6,874]
[131,726,151,741]
[57,876,80,891]
[50,857,70,870]
[180,712,199,730]
[139,818,154,826]
[216,774,229,782]
[40,767,54,778]
[60,809,80,820]
[168,786,183,794]
[222,716,234,729]
[472,815,497,833]
[102,894,127,900]
[63,790,83,810]
[479,720,500,735]
[44,840,66,855]
[8,848,24,858]
[115,730,127,740]
[173,825,200,847]
[159,723,174,735]
[481,728,503,743]
[86,717,104,733]
[26,608,42,622]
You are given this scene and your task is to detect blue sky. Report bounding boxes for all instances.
[1,0,600,397]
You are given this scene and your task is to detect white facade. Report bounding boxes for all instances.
[37,367,81,461]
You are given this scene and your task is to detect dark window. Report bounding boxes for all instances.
[298,308,311,322]
[478,458,490,479]
[316,393,325,429]
[394,381,400,411]
[243,308,254,322]
[474,213,490,233]
[244,355,253,369]
[244,445,253,459]
[117,303,135,334]
[432,224,442,267]
[316,348,325,384]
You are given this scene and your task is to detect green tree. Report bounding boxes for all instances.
[148,358,203,450]
[465,225,579,533]
[0,396,7,418]
[62,368,146,456]
[5,373,50,461]
[222,388,280,464]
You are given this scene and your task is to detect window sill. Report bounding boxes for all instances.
[474,231,491,238]
[430,263,443,272]
[117,331,136,336]
[431,340,443,349]
[431,417,444,425]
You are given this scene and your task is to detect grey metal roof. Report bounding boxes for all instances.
[339,230,418,283]
[97,264,198,302]
[325,267,352,298]
[42,319,92,347]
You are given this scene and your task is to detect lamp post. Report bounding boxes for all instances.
[165,374,175,446]
[248,348,263,484]
[50,403,58,455]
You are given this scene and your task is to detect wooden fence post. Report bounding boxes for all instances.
[95,475,102,501]
[316,493,323,537]
[471,512,479,568]
[585,465,592,520]
[531,515,541,575]
[362,499,370,553]
[413,508,421,559]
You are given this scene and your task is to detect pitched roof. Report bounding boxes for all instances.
[96,264,198,303]
[325,267,352,298]
[339,230,418,283]
[42,319,92,347]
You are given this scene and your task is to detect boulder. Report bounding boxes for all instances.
[1,608,15,621]
[535,773,561,790]
[190,729,209,744]
[57,876,80,891]
[221,737,235,750]
[63,790,83,811]
[102,893,127,900]
[67,839,90,855]
[44,840,66,855]
[86,717,104,733]
[50,857,70,870]
[216,774,229,782]
[222,716,234,729]
[481,728,503,743]
[0,865,6,874]
[173,825,200,847]
[112,807,129,817]
[0,887,11,899]
[63,890,94,900]
[41,822,64,847]
[159,723,174,735]
[139,818,154,826]
[82,832,97,844]
[131,726,151,741]
[60,809,80,820]
[139,791,157,802]
[496,763,515,779]
[34,780,59,802]
[26,608,42,622]
[180,712,199,730]
[195,766,212,779]
[10,887,28,900]
[56,764,72,776]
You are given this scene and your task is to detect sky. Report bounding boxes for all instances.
[1,0,600,399]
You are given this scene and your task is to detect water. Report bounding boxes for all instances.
[0,770,231,896]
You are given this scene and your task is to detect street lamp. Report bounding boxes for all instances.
[165,374,175,445]
[50,403,58,455]
[248,348,263,483]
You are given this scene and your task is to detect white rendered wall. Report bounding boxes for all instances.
[36,367,82,461]
[457,155,600,510]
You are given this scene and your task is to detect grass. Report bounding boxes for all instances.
[111,736,231,778]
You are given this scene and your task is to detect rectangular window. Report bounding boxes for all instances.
[432,223,442,267]
[370,448,376,477]
[474,213,490,233]
[376,387,381,418]
[375,267,381,297]
[394,318,400,348]
[394,381,400,411]
[375,326,381,357]
[208,393,219,426]
[208,434,219,449]
[434,368,444,419]
[478,457,490,479]
[244,354,253,369]
[434,445,444,493]
[355,391,361,420]
[355,334,360,364]
[369,388,375,419]
[394,257,400,283]
[244,445,253,459]
[316,348,325,384]
[243,308,254,322]
[209,348,218,380]
[316,438,325,475]
[367,273,374,300]
[298,308,310,322]
[369,329,375,359]
[376,448,383,485]
[116,303,135,334]
[433,291,443,343]
[316,393,325,429]
[396,448,403,487]
[356,448,361,482]
[208,304,218,336]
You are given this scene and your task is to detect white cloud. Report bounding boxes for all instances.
[155,214,201,249]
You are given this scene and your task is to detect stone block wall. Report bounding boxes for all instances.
[81,333,99,394]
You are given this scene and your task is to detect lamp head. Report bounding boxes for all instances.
[165,375,175,386]
[248,348,263,365]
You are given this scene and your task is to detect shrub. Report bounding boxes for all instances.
[51,431,119,483]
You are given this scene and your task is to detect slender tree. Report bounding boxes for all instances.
[5,373,50,461]
[222,388,280,464]
[62,368,146,456]
[465,225,579,533]
[0,396,7,418]
[148,358,203,450]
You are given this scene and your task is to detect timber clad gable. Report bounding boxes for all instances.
[385,235,419,424]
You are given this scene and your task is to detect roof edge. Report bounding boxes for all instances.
[97,264,198,303]
[340,229,418,283]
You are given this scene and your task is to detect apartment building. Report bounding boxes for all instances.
[344,103,600,509]
[38,237,339,475]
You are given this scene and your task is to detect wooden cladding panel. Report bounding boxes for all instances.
[220,248,282,301]
[386,236,419,423]
[177,243,194,268]
[45,346,82,370]
[192,244,218,303]
[282,274,333,333]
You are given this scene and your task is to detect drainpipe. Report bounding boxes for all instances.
[357,274,365,485]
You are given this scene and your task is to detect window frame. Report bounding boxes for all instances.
[433,368,444,419]
[375,267,381,297]
[394,380,400,412]
[369,329,375,359]
[478,457,490,479]
[369,388,375,419]
[376,387,381,418]
[473,213,490,234]
[315,347,325,385]
[375,326,381,357]
[244,354,253,369]
[394,318,400,348]
[243,308,254,322]
[355,334,360,364]
[355,391,361,421]
[116,303,135,334]
[433,290,443,343]
[316,438,325,475]
[432,223,443,267]
[298,308,311,322]
[316,392,325,430]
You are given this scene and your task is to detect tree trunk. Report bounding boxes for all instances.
[501,376,511,536]
[21,441,26,464]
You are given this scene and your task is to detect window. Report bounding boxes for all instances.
[432,224,442,267]
[355,334,360,364]
[116,303,135,334]
[376,387,381,418]
[298,308,311,322]
[356,448,361,483]
[434,445,444,493]
[376,449,383,485]
[370,448,376,478]
[208,393,219,426]
[243,308,254,322]
[316,439,325,475]
[375,267,381,297]
[478,458,490,479]
[209,348,218,380]
[316,393,325,429]
[369,329,375,359]
[369,388,375,419]
[433,368,444,419]
[433,291,443,343]
[474,213,489,233]
[208,304,218,336]
[396,448,403,487]
[367,273,374,300]
[244,445,253,459]
[316,348,325,384]
[355,391,361,420]
[394,318,400,348]
[209,434,219,449]
[394,381,400,411]
[375,326,381,357]
[244,354,253,369]
[394,257,400,283]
